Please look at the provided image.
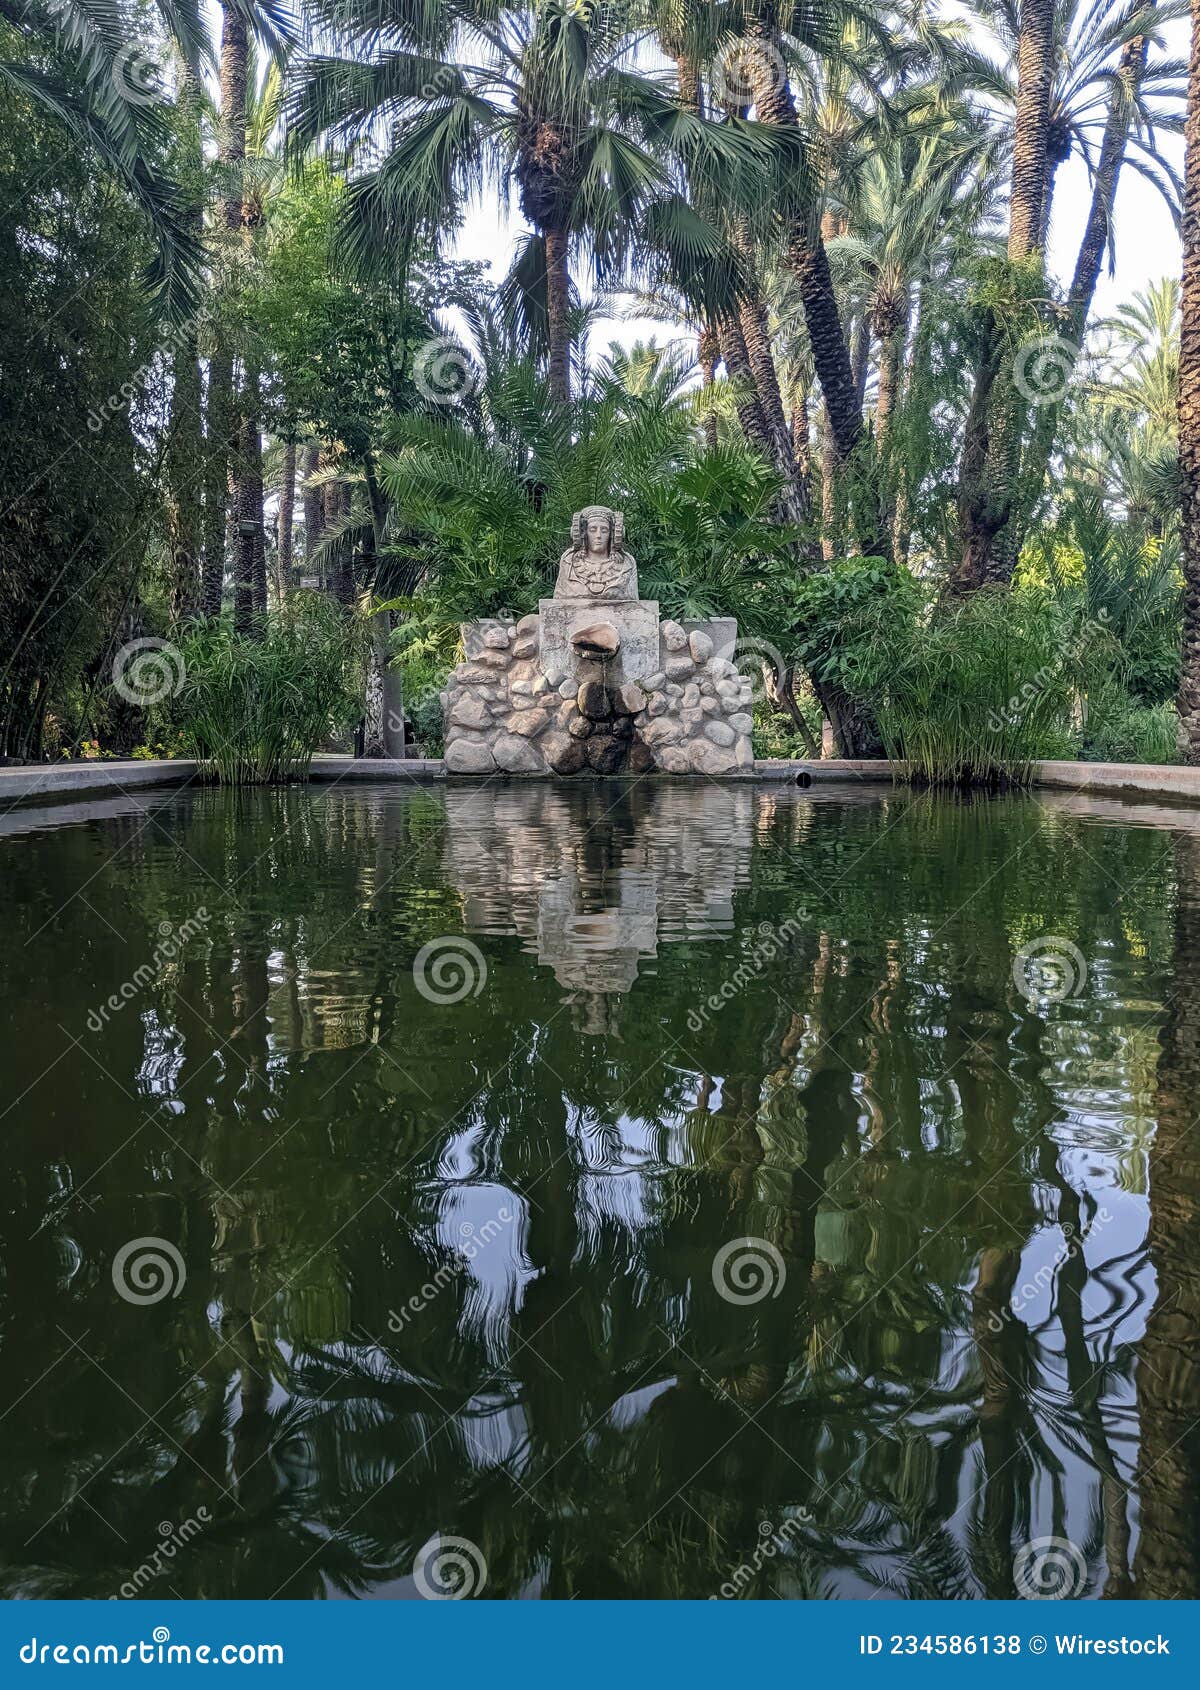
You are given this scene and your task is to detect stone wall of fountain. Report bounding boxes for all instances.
[441,507,755,777]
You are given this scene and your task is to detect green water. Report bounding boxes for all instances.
[1,779,1197,1601]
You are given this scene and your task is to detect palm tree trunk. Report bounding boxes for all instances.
[742,16,862,466]
[203,6,249,621]
[790,377,812,517]
[820,406,839,561]
[1182,0,1200,761]
[202,346,233,617]
[1005,23,1153,571]
[716,312,773,460]
[698,324,719,451]
[232,409,259,634]
[167,329,203,620]
[276,439,296,603]
[872,290,908,564]
[302,442,323,575]
[1008,0,1056,262]
[543,226,572,403]
[953,0,1055,593]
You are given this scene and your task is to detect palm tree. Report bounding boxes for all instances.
[834,114,997,556]
[290,0,764,404]
[0,0,206,317]
[1179,0,1200,760]
[202,3,294,621]
[954,0,1183,590]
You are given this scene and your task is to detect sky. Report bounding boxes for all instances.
[442,12,1188,364]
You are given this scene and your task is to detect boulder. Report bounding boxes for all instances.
[449,695,492,730]
[665,656,694,682]
[691,740,737,775]
[617,682,646,715]
[661,619,688,652]
[493,733,546,774]
[716,678,741,701]
[566,713,593,739]
[445,738,496,774]
[542,731,588,774]
[734,734,754,768]
[656,745,691,773]
[728,712,754,734]
[578,680,611,720]
[688,629,714,663]
[628,740,656,774]
[586,733,627,774]
[571,621,620,658]
[647,693,671,718]
[504,710,550,738]
[483,625,513,650]
[681,682,701,709]
[643,670,666,691]
[643,716,683,747]
[704,719,736,747]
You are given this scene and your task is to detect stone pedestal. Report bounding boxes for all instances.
[538,597,660,688]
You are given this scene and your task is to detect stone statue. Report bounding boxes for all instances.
[554,506,638,602]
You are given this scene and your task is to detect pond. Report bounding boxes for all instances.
[1,779,1197,1600]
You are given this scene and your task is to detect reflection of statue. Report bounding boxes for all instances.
[554,507,638,602]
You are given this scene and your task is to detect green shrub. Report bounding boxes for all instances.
[1076,684,1180,765]
[171,596,366,784]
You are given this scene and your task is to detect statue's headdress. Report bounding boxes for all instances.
[570,506,624,555]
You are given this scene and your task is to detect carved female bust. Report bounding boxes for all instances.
[554,506,638,602]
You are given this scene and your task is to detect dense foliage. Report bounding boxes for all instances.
[1,0,1196,780]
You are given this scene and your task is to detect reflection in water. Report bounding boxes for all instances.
[0,780,1196,1598]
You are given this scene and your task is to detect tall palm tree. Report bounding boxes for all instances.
[290,0,764,404]
[1179,0,1200,760]
[202,2,294,621]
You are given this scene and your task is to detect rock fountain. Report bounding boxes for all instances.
[441,507,754,776]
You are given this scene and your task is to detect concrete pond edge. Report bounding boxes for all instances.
[5,754,1200,812]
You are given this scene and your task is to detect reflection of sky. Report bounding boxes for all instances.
[432,1182,536,1367]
